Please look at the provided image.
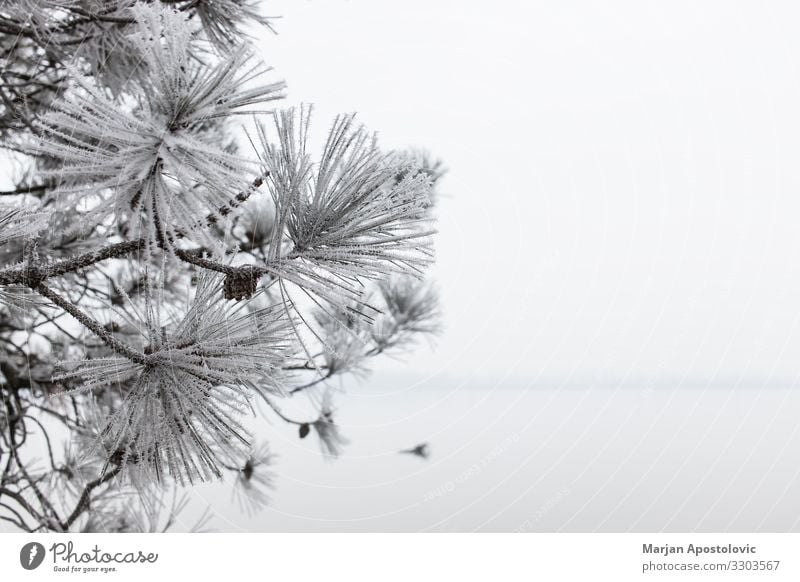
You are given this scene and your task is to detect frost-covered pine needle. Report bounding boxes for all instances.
[231,441,275,515]
[55,273,296,484]
[371,276,441,352]
[312,392,349,458]
[0,203,50,247]
[257,106,436,316]
[313,298,373,375]
[0,203,51,310]
[33,4,285,249]
[189,0,278,48]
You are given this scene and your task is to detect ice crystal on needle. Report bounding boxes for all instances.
[257,107,436,316]
[34,4,285,249]
[56,273,296,484]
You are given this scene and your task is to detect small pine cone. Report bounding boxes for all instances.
[223,265,261,300]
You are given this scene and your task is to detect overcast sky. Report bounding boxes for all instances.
[260,0,800,388]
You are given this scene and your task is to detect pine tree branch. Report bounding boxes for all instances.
[185,174,268,231]
[9,460,63,531]
[262,396,306,426]
[289,369,334,395]
[0,501,33,532]
[32,282,148,365]
[0,183,53,196]
[0,176,269,286]
[65,6,136,25]
[0,239,145,285]
[4,413,64,531]
[46,240,147,279]
[63,465,122,530]
[0,488,44,529]
[23,415,58,474]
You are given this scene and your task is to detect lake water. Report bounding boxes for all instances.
[182,372,800,532]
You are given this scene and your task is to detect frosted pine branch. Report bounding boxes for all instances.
[0,203,50,246]
[0,0,445,530]
[33,4,285,249]
[257,107,436,314]
[54,273,297,484]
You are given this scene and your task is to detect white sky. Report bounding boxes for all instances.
[260,0,800,387]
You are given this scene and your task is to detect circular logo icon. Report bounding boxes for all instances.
[19,542,45,570]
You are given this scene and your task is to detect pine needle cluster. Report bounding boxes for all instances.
[0,0,445,530]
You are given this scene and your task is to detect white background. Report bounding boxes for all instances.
[262,0,800,385]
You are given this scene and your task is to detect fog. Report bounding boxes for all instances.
[257,0,800,386]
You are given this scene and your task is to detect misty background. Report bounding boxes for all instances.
[173,0,800,532]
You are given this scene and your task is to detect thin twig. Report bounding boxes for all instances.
[33,282,148,365]
[64,465,121,529]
